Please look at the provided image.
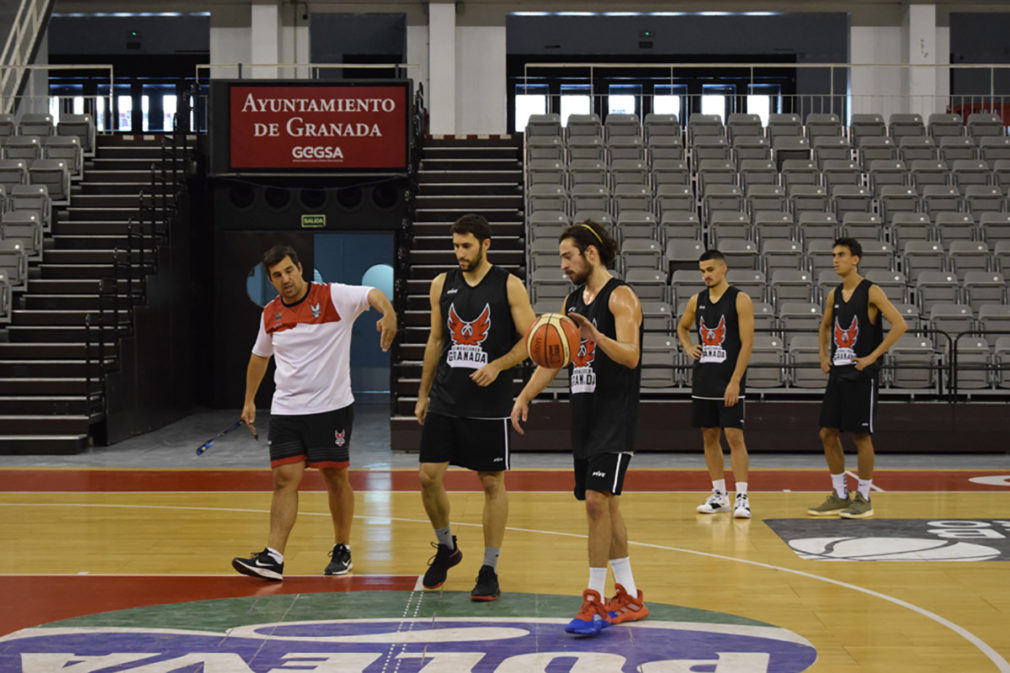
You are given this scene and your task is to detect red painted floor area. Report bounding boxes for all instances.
[0,575,417,635]
[0,468,1007,493]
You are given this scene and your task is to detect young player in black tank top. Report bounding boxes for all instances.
[676,249,755,519]
[512,220,649,637]
[808,238,907,519]
[415,214,536,600]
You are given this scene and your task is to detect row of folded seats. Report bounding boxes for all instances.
[0,114,94,323]
[526,110,1006,153]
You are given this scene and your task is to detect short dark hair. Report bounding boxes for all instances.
[833,237,862,259]
[263,245,300,271]
[698,249,726,263]
[450,213,492,242]
[559,219,619,268]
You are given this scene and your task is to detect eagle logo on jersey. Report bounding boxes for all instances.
[570,323,598,394]
[335,429,346,447]
[446,303,491,370]
[699,315,728,363]
[310,303,321,319]
[832,316,859,367]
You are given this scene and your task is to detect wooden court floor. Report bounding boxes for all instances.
[1,467,1008,672]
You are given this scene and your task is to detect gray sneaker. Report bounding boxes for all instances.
[807,492,850,516]
[839,493,874,519]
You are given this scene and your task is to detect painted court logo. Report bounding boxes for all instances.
[2,616,817,672]
[767,519,1010,561]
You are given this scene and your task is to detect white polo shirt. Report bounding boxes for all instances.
[252,282,373,416]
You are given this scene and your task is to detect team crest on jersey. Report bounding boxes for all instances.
[699,315,728,363]
[833,316,859,366]
[570,324,598,394]
[310,303,321,318]
[334,429,346,447]
[446,303,491,370]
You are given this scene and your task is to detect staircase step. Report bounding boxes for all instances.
[418,170,522,183]
[408,250,523,266]
[0,378,95,395]
[411,222,524,237]
[421,158,521,171]
[0,359,110,376]
[66,207,138,222]
[0,435,89,454]
[414,195,523,209]
[50,235,131,251]
[90,157,159,171]
[7,325,125,343]
[418,183,522,196]
[81,169,151,183]
[415,208,522,223]
[24,293,101,309]
[53,221,135,235]
[78,182,146,196]
[421,146,520,159]
[0,343,91,358]
[66,194,143,208]
[0,397,92,414]
[0,415,91,434]
[12,310,128,326]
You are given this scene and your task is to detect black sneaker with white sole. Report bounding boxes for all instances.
[232,548,283,581]
[324,543,352,575]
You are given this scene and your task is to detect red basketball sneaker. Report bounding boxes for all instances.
[564,589,613,636]
[606,583,649,624]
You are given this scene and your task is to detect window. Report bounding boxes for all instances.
[560,84,591,127]
[608,84,641,116]
[163,94,177,131]
[117,95,133,131]
[96,96,107,132]
[514,83,548,133]
[653,84,686,118]
[701,84,734,122]
[141,95,150,132]
[747,84,781,127]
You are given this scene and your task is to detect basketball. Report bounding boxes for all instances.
[526,313,581,369]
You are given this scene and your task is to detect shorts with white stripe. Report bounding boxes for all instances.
[574,452,632,500]
[419,411,511,472]
[819,373,878,434]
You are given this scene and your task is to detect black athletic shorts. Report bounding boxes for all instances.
[819,374,878,434]
[419,411,511,472]
[691,396,746,429]
[268,405,353,469]
[573,452,632,500]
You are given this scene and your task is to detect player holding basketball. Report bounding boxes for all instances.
[415,213,536,601]
[511,220,648,636]
[676,249,755,518]
[232,245,397,580]
[808,238,906,519]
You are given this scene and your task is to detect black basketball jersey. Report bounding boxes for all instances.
[565,277,642,459]
[428,266,517,418]
[829,278,883,381]
[692,285,746,399]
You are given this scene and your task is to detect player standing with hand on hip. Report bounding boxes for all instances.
[232,245,397,580]
[808,238,906,519]
[415,214,536,601]
[676,249,755,519]
[512,220,648,637]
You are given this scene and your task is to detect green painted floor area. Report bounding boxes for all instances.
[45,590,768,631]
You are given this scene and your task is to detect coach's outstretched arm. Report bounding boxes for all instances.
[415,274,446,425]
[241,354,270,437]
[368,287,398,352]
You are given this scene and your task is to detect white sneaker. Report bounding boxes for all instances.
[734,494,752,519]
[696,491,731,514]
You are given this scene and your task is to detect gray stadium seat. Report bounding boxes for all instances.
[963,271,1006,312]
[978,305,1010,347]
[787,334,826,388]
[956,338,993,390]
[641,334,679,388]
[749,335,786,388]
[949,240,991,277]
[885,334,938,389]
[927,113,962,139]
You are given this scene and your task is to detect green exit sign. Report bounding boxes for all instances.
[301,214,326,228]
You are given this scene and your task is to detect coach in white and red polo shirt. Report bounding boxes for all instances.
[232,244,396,582]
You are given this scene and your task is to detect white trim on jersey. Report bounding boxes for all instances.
[502,418,511,470]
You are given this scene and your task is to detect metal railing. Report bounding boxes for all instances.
[0,0,51,115]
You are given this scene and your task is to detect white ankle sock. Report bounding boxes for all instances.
[712,478,726,494]
[736,481,748,497]
[588,567,607,597]
[266,547,283,563]
[857,479,872,499]
[609,556,638,598]
[831,473,847,498]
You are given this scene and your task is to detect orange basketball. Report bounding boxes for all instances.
[526,313,581,368]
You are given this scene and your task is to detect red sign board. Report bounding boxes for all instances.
[228,84,409,171]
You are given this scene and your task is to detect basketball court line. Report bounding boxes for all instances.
[1,500,1006,671]
[845,470,886,491]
